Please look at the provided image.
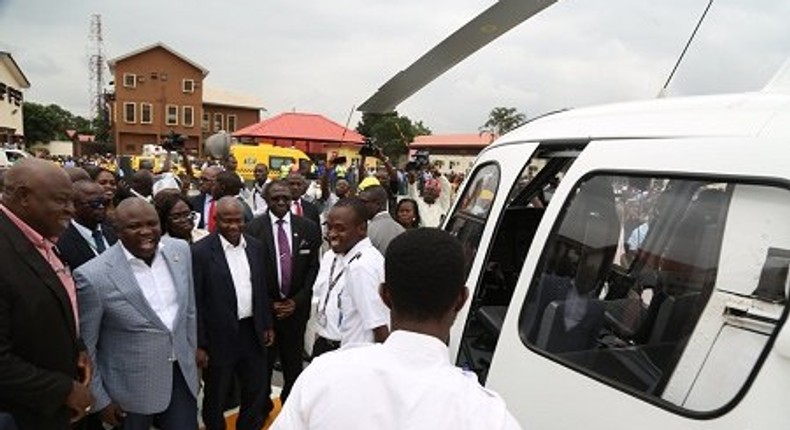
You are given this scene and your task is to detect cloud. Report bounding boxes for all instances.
[2,0,789,133]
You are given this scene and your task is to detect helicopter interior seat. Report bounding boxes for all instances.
[618,188,728,394]
[523,176,620,347]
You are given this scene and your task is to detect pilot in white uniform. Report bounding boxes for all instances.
[311,198,389,357]
[273,228,522,430]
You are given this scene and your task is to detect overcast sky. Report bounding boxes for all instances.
[1,0,788,134]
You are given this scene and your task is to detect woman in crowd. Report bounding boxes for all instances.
[86,166,118,217]
[395,198,421,229]
[154,192,209,243]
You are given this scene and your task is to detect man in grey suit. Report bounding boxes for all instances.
[74,198,199,430]
[359,185,405,255]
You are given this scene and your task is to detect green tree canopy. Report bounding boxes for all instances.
[479,106,527,138]
[356,112,432,159]
[23,102,94,144]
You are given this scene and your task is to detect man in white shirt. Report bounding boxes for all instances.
[311,197,389,357]
[273,228,522,430]
[249,163,270,217]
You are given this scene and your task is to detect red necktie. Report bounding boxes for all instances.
[207,200,217,232]
[294,200,303,217]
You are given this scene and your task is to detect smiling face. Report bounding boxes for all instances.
[266,182,292,219]
[166,199,194,240]
[115,199,161,261]
[325,205,366,254]
[95,170,117,202]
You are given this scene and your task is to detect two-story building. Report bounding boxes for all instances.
[0,52,30,147]
[107,42,263,156]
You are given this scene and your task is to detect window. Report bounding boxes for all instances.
[227,114,237,132]
[123,73,137,88]
[202,112,210,132]
[166,105,178,126]
[182,106,194,127]
[123,102,136,123]
[518,173,790,414]
[182,79,195,93]
[213,113,223,132]
[150,72,158,80]
[444,163,500,278]
[140,103,153,124]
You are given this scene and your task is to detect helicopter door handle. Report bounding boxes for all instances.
[723,305,780,326]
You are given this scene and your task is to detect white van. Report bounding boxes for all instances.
[443,89,790,429]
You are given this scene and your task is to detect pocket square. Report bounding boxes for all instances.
[298,249,311,255]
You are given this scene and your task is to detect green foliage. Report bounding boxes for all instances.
[22,102,97,144]
[479,106,527,137]
[356,112,432,159]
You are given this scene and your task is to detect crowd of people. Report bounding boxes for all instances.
[0,150,519,430]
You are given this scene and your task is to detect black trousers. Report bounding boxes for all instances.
[202,318,270,430]
[268,313,307,403]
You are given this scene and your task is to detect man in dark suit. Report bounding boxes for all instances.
[190,165,221,229]
[192,197,275,430]
[57,180,117,271]
[0,159,92,430]
[245,180,321,403]
[286,172,321,227]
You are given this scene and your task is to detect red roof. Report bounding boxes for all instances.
[410,133,496,150]
[233,112,365,144]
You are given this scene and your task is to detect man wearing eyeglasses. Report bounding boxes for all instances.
[57,180,117,271]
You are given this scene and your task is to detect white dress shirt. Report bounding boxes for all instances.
[312,238,388,346]
[250,181,270,217]
[271,330,522,430]
[220,234,253,319]
[71,219,108,256]
[121,242,179,331]
[270,212,294,298]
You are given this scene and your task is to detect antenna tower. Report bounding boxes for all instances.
[88,14,106,124]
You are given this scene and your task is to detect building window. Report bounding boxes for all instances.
[183,79,195,93]
[140,103,153,124]
[227,114,237,132]
[166,105,178,126]
[182,106,194,127]
[213,113,223,132]
[150,72,159,80]
[202,112,210,132]
[123,73,137,89]
[123,102,136,124]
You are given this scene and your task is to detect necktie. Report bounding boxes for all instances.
[208,200,217,232]
[294,200,303,217]
[277,219,292,297]
[92,228,106,254]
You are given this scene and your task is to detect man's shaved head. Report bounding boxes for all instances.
[65,166,91,183]
[2,158,74,238]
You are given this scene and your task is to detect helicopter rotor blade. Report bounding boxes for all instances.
[358,0,558,114]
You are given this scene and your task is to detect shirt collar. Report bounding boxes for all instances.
[219,233,247,250]
[72,219,100,235]
[0,203,56,248]
[270,211,292,227]
[384,330,450,365]
[120,241,164,263]
[341,237,372,263]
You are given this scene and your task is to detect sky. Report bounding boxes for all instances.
[1,0,789,134]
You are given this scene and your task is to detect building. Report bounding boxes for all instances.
[0,52,30,147]
[233,112,365,163]
[107,42,263,156]
[409,133,495,174]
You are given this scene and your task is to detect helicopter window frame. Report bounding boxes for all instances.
[516,169,790,420]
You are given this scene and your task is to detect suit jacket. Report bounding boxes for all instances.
[74,237,198,415]
[245,213,321,323]
[56,221,117,270]
[191,233,272,366]
[296,198,321,228]
[0,212,80,430]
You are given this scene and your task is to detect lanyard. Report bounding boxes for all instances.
[318,251,362,319]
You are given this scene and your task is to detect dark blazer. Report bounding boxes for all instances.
[191,233,273,366]
[0,212,80,430]
[245,213,321,322]
[189,193,209,229]
[56,221,117,271]
[296,198,321,229]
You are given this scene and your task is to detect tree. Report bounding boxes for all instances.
[356,112,432,159]
[479,106,527,138]
[23,102,95,144]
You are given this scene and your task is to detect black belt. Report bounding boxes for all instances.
[317,336,340,348]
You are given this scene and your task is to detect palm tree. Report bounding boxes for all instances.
[479,107,527,141]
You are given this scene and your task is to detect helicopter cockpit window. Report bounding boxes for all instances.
[519,173,790,414]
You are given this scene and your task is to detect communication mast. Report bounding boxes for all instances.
[88,14,106,125]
